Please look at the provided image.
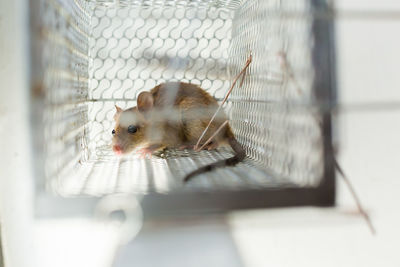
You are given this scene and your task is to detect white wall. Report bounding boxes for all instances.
[0,1,35,267]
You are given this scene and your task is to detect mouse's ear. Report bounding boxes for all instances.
[114,105,123,120]
[137,91,154,113]
[115,105,123,113]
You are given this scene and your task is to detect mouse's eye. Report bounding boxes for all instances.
[112,129,116,135]
[127,125,138,134]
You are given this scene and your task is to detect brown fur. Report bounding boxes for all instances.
[112,82,244,181]
[112,82,232,152]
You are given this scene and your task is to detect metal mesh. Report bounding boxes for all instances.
[227,0,324,186]
[87,4,234,157]
[91,0,242,9]
[58,148,293,196]
[40,0,92,184]
[37,0,330,196]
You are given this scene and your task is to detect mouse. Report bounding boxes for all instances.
[111,81,245,182]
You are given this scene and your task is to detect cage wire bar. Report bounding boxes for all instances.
[87,3,234,159]
[30,0,335,210]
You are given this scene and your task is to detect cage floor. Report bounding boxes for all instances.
[57,147,295,197]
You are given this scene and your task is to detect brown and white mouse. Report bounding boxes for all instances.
[111,82,245,182]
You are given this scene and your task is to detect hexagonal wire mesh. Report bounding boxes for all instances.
[37,0,333,196]
[87,5,233,159]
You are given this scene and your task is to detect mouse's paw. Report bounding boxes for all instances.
[179,145,194,150]
[137,147,154,159]
[200,141,218,151]
[137,144,165,159]
[194,141,219,151]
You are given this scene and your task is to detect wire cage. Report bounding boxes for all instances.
[30,0,335,212]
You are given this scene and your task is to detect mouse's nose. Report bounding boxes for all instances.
[113,144,122,155]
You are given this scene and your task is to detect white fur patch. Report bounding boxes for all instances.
[119,111,138,128]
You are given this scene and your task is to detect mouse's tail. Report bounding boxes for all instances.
[183,137,245,182]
